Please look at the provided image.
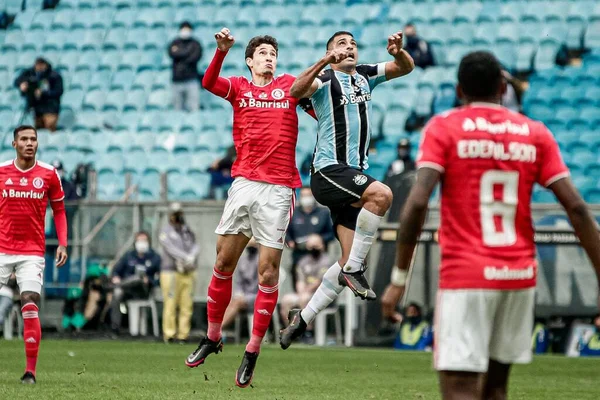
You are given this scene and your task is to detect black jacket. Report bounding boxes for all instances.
[112,249,161,287]
[168,37,202,82]
[14,64,64,114]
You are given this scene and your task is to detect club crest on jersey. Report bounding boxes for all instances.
[271,88,285,99]
[33,177,43,189]
[19,177,27,186]
[353,174,368,186]
[259,92,267,99]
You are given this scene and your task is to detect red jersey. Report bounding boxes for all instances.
[417,103,569,290]
[0,160,66,256]
[223,74,303,188]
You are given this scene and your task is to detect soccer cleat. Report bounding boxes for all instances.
[185,336,223,368]
[279,308,307,350]
[338,268,376,300]
[20,372,36,384]
[235,351,259,388]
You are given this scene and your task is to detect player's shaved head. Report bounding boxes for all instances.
[13,125,37,140]
[326,31,354,50]
[457,51,505,103]
[245,35,278,60]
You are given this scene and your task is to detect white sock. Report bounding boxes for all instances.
[300,262,344,324]
[344,208,383,273]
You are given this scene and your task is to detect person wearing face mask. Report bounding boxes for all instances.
[393,302,433,351]
[109,231,161,335]
[286,187,334,289]
[386,139,416,178]
[14,58,64,131]
[159,203,200,343]
[168,21,203,111]
[280,235,331,337]
[579,314,600,357]
[402,23,434,69]
[220,239,260,330]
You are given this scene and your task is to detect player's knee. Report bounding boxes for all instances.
[364,183,393,211]
[20,291,40,307]
[214,252,237,273]
[258,261,279,286]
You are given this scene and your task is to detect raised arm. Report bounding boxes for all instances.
[202,27,235,98]
[290,48,350,99]
[383,31,415,80]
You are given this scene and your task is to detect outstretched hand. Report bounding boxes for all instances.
[387,31,404,58]
[56,245,68,268]
[215,27,235,52]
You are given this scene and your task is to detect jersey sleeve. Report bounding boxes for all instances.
[49,168,65,202]
[312,69,333,96]
[225,76,242,102]
[536,124,570,187]
[356,63,387,91]
[416,116,450,173]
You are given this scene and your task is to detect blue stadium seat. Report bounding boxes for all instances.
[146,89,171,110]
[115,112,139,132]
[473,22,497,46]
[82,90,106,111]
[144,28,167,50]
[382,110,410,137]
[103,90,126,112]
[497,22,519,43]
[343,4,381,27]
[98,51,121,71]
[454,1,482,24]
[42,30,68,52]
[52,9,74,30]
[555,106,578,123]
[76,51,101,71]
[0,52,17,73]
[534,39,561,71]
[430,2,456,24]
[124,89,147,112]
[134,70,157,91]
[138,170,161,201]
[96,171,124,201]
[30,10,55,31]
[580,132,600,153]
[22,30,45,52]
[15,51,37,71]
[584,21,600,49]
[61,89,85,111]
[515,40,536,72]
[138,50,161,71]
[445,43,471,66]
[415,86,435,117]
[12,9,37,30]
[119,50,141,71]
[103,28,127,50]
[111,69,135,91]
[88,68,112,91]
[124,149,148,174]
[112,8,136,28]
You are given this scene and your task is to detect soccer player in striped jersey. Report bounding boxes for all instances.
[280,30,414,348]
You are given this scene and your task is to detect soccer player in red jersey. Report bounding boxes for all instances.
[381,51,600,399]
[184,27,314,387]
[0,125,68,384]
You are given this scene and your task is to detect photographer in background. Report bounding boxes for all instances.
[14,57,63,132]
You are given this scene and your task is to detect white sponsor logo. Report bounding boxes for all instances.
[2,189,45,199]
[340,92,372,105]
[4,178,12,185]
[243,91,253,98]
[257,309,271,316]
[239,98,290,109]
[353,174,368,186]
[484,265,535,281]
[207,296,216,304]
[25,337,37,343]
[20,177,27,186]
[457,140,537,163]
[33,177,43,189]
[462,117,530,136]
[271,88,285,99]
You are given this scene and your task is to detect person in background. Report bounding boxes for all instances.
[221,239,259,330]
[285,187,334,288]
[393,302,433,351]
[0,273,17,328]
[14,57,63,131]
[207,145,236,199]
[159,203,200,343]
[51,160,78,200]
[532,317,550,354]
[386,138,416,179]
[168,21,203,112]
[109,231,161,335]
[502,70,525,113]
[403,23,434,69]
[280,235,331,337]
[579,314,600,357]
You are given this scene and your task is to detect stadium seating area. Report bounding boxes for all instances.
[0,0,598,201]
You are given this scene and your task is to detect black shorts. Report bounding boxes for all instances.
[310,164,377,231]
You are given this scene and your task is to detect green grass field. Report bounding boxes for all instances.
[0,340,598,400]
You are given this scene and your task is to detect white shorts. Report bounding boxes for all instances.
[0,253,45,294]
[215,177,295,249]
[434,288,535,373]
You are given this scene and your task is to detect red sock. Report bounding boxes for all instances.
[246,283,278,354]
[22,303,41,376]
[206,267,233,342]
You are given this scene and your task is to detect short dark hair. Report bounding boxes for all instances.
[13,125,37,140]
[406,302,422,315]
[245,35,278,60]
[458,51,503,100]
[179,21,192,30]
[135,231,151,245]
[326,31,354,50]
